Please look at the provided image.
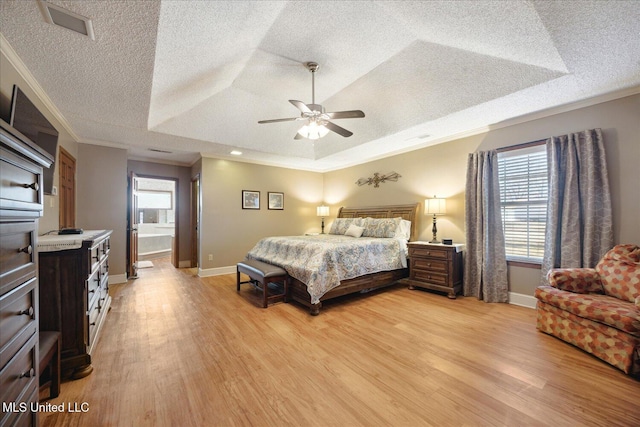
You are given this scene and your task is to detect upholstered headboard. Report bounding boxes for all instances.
[337,203,420,241]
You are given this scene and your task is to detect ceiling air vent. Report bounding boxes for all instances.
[148,148,173,154]
[38,1,95,40]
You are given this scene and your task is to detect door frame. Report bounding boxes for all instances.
[190,174,200,268]
[127,174,180,273]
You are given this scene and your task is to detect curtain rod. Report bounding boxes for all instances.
[496,138,546,153]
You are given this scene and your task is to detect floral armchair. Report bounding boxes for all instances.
[535,244,640,377]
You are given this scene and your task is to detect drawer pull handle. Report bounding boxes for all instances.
[19,245,33,255]
[90,321,96,326]
[19,368,35,379]
[22,182,39,191]
[89,289,96,294]
[19,306,34,316]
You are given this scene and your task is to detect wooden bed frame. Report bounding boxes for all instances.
[289,203,420,315]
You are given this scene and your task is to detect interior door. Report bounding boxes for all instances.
[58,147,76,229]
[127,172,139,278]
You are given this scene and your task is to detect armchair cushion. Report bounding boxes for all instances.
[547,268,603,294]
[596,244,640,303]
[535,285,640,335]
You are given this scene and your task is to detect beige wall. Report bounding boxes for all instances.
[198,158,324,270]
[325,93,640,297]
[127,160,192,266]
[77,144,128,279]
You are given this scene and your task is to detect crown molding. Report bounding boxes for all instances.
[0,32,79,141]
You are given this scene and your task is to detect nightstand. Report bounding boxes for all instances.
[405,242,464,299]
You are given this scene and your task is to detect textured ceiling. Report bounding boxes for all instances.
[1,1,639,171]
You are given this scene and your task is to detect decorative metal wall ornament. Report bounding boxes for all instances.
[355,171,401,188]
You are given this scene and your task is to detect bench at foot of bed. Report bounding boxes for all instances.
[237,259,288,308]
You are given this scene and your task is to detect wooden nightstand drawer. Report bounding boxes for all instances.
[408,246,449,260]
[412,258,448,273]
[413,270,448,286]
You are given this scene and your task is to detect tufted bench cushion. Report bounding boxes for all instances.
[237,259,288,308]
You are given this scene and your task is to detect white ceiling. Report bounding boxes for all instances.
[1,1,639,171]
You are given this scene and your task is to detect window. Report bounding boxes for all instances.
[498,144,548,263]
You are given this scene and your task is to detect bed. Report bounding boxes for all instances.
[246,203,419,315]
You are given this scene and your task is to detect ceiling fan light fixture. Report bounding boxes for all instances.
[297,121,330,140]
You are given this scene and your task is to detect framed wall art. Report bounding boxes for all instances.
[242,190,260,210]
[268,192,284,210]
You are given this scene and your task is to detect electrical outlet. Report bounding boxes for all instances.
[208,254,213,261]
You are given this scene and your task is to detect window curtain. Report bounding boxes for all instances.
[540,128,613,282]
[464,150,508,302]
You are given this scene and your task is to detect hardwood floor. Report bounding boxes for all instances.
[40,258,639,426]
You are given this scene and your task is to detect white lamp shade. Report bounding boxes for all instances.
[298,121,330,140]
[317,206,330,217]
[425,198,446,215]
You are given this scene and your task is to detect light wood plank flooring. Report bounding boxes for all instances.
[40,258,640,426]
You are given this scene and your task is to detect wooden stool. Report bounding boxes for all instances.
[237,259,288,308]
[39,331,61,399]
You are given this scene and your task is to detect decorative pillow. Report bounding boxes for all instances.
[394,219,412,240]
[362,217,402,238]
[344,224,364,238]
[329,218,363,235]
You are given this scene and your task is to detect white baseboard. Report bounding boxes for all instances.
[109,274,127,285]
[198,265,236,277]
[509,292,537,309]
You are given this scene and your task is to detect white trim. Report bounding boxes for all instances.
[108,273,127,285]
[508,292,537,309]
[198,265,236,277]
[0,33,79,141]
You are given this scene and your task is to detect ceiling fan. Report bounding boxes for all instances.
[258,62,365,140]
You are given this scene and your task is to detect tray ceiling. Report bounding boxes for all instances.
[1,1,639,171]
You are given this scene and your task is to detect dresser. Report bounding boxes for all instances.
[1,120,53,427]
[405,242,464,299]
[38,230,112,380]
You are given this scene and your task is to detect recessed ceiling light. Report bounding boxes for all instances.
[230,150,242,155]
[38,1,95,40]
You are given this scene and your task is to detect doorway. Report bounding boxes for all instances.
[134,176,178,266]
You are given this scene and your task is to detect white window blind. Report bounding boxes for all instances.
[498,144,548,262]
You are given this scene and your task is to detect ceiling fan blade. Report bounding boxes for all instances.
[294,132,305,140]
[325,110,365,119]
[289,100,312,113]
[325,121,353,138]
[258,117,299,124]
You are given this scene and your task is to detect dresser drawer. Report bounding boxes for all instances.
[0,146,44,215]
[0,277,37,371]
[0,222,37,296]
[87,269,101,309]
[0,333,37,409]
[408,246,449,260]
[0,379,37,427]
[88,303,100,348]
[412,257,448,273]
[412,270,448,286]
